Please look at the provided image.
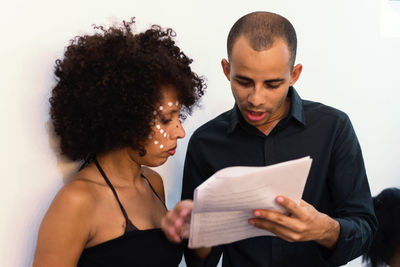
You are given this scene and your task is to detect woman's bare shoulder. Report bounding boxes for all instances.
[33,174,100,266]
[47,175,100,221]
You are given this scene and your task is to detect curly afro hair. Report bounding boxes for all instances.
[50,19,206,161]
[363,187,400,267]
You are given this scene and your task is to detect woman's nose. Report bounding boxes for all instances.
[171,121,185,139]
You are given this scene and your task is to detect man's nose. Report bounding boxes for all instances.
[247,85,265,107]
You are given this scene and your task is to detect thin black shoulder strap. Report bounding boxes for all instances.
[93,158,136,232]
[141,174,167,209]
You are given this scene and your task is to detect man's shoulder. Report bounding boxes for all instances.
[302,99,350,122]
[191,109,233,138]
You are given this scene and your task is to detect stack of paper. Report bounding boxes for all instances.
[188,156,312,248]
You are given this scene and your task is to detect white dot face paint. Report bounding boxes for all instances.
[150,96,181,151]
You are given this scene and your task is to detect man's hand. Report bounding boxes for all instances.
[249,195,340,249]
[161,200,193,243]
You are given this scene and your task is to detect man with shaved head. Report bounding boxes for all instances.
[162,11,377,267]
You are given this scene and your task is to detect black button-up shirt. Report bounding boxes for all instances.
[181,87,377,267]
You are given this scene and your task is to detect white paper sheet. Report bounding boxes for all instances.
[188,156,312,248]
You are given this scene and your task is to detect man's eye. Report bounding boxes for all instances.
[266,83,281,89]
[237,80,251,87]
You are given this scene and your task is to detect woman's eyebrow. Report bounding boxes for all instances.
[160,109,179,116]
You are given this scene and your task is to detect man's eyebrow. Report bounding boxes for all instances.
[265,78,284,83]
[235,75,284,83]
[234,75,253,81]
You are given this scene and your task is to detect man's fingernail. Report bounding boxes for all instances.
[254,211,260,216]
[276,196,284,203]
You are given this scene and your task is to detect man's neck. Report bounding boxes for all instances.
[258,97,291,136]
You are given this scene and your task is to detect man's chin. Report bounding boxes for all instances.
[244,118,267,127]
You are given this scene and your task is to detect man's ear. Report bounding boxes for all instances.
[289,64,303,86]
[221,58,231,81]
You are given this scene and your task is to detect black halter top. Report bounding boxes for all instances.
[77,159,183,267]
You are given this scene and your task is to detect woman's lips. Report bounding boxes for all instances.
[246,110,266,121]
[167,147,177,156]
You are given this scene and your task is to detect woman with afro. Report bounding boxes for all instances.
[33,19,206,267]
[363,187,400,267]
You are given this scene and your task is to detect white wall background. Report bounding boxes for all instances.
[1,0,399,266]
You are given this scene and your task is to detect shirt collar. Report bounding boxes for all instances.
[228,87,306,134]
[288,87,306,125]
[227,104,242,134]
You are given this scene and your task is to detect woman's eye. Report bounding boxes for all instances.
[161,118,172,124]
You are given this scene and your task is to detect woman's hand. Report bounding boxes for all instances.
[161,200,193,243]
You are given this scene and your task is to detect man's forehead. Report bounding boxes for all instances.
[232,35,289,53]
[230,37,291,71]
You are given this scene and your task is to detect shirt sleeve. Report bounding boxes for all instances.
[322,114,377,265]
[181,135,209,200]
[181,135,223,267]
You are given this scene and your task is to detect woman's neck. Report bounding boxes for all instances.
[94,148,142,187]
[390,246,400,267]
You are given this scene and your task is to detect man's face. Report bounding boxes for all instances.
[222,36,302,133]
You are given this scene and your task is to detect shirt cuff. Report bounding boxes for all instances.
[183,246,222,267]
[317,218,357,266]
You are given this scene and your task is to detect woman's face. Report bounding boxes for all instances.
[134,85,186,167]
